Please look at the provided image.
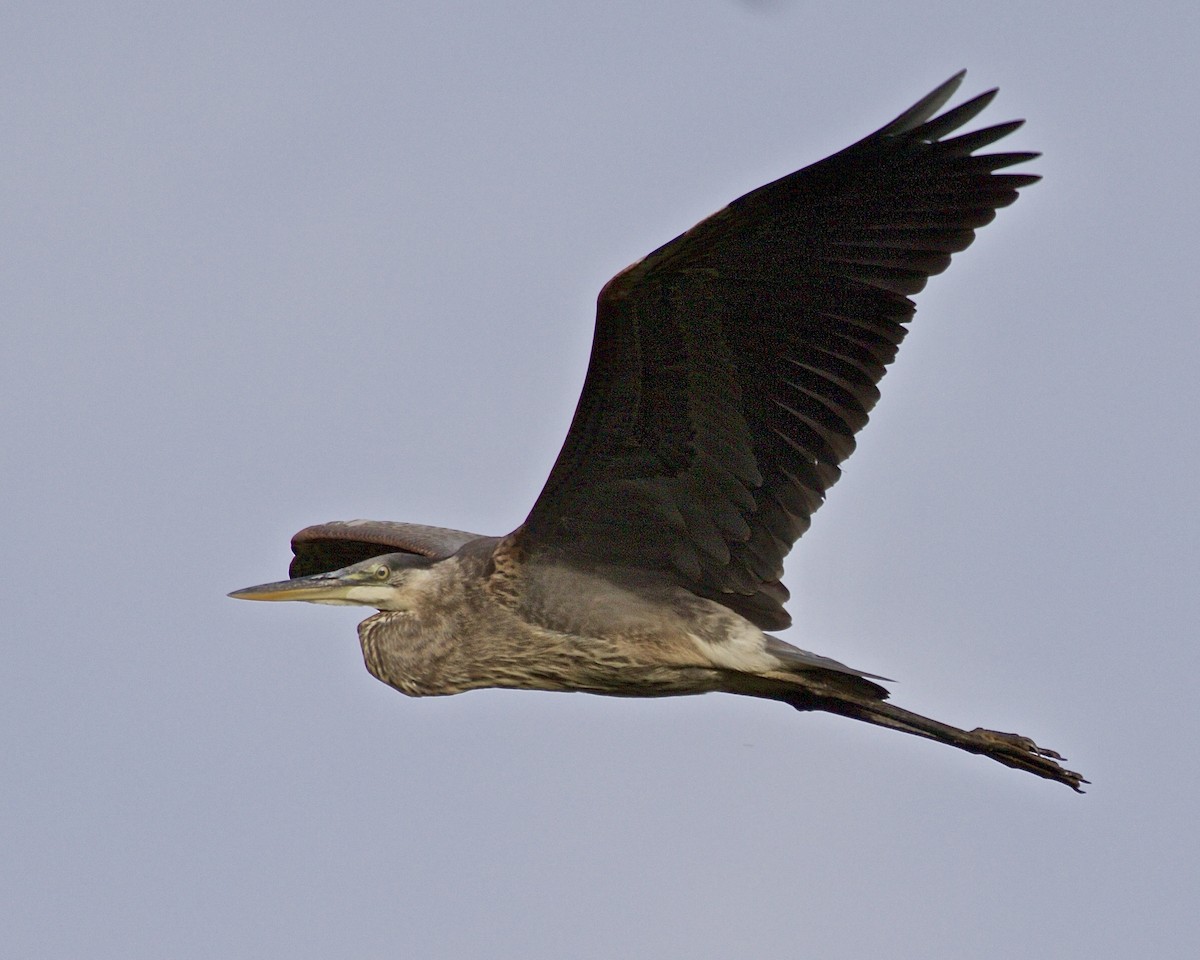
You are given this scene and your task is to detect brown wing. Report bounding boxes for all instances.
[520,72,1038,630]
[288,520,482,577]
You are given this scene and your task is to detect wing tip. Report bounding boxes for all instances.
[875,70,969,137]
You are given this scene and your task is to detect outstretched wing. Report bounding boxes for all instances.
[521,72,1038,630]
[288,520,482,577]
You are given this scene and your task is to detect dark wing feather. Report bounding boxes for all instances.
[289,520,482,577]
[521,72,1038,629]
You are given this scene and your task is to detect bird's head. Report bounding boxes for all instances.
[229,552,435,612]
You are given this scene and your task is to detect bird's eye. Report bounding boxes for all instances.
[373,564,390,580]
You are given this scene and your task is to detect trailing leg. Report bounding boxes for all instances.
[801,690,1087,791]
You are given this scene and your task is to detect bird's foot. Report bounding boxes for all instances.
[968,728,1088,792]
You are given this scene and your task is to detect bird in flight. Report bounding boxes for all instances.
[232,72,1085,791]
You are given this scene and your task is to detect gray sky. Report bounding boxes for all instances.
[4,1,1198,957]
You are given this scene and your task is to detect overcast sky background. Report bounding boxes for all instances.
[4,2,1198,957]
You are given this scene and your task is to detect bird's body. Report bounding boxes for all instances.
[352,535,876,701]
[232,73,1086,790]
[359,538,727,699]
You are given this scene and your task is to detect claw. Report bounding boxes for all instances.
[969,728,1087,792]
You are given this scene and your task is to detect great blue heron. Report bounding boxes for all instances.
[232,72,1085,791]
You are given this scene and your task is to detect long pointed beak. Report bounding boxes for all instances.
[229,569,371,605]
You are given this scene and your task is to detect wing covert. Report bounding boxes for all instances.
[288,520,482,577]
